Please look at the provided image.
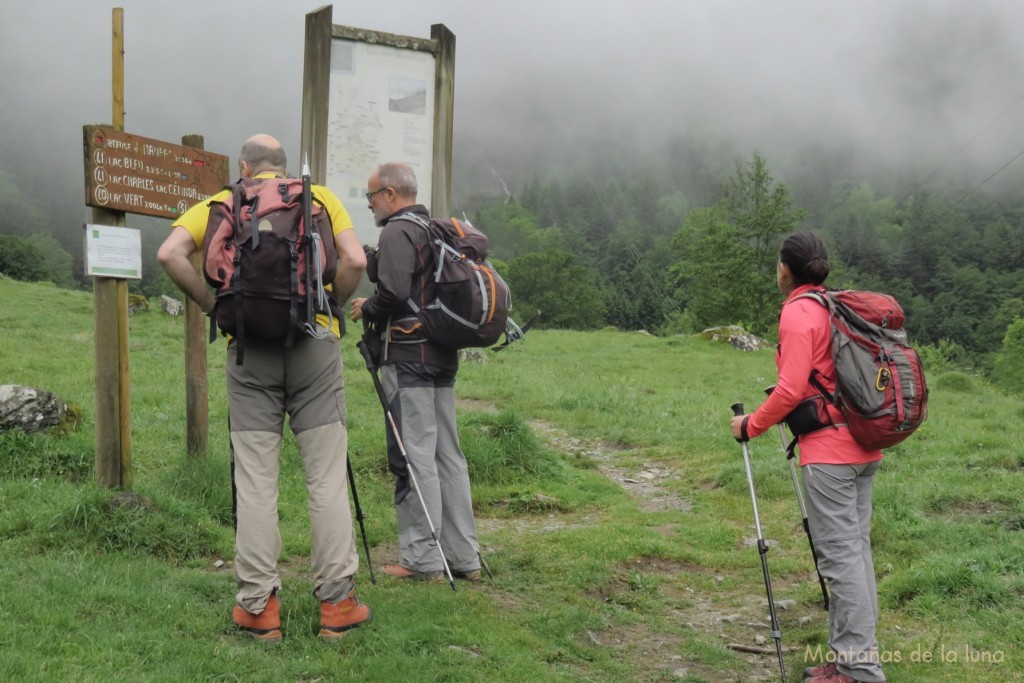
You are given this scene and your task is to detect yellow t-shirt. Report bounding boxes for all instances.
[173,172,353,337]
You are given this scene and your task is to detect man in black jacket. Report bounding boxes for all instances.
[351,162,482,582]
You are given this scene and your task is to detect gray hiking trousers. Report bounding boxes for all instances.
[227,335,358,613]
[803,461,886,683]
[380,362,480,574]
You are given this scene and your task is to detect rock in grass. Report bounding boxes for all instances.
[161,295,184,316]
[698,325,771,351]
[0,384,67,434]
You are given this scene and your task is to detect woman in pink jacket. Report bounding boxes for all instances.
[730,232,886,683]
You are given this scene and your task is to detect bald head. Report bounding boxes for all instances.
[238,134,287,177]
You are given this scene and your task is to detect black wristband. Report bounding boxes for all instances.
[741,416,751,442]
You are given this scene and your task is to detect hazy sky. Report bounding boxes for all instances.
[2,0,1024,209]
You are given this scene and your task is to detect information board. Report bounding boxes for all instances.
[326,39,436,247]
[83,125,229,219]
[83,223,142,279]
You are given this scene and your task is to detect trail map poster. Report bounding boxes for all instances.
[326,38,436,247]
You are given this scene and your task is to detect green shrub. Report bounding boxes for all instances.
[657,309,700,336]
[0,235,48,281]
[505,250,607,329]
[916,338,968,374]
[991,319,1024,394]
[932,370,976,393]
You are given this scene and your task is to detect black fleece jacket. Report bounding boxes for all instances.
[360,204,458,370]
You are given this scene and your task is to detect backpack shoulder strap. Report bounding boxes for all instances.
[788,288,829,308]
[390,212,431,229]
[785,289,837,403]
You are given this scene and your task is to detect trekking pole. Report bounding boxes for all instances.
[300,154,333,340]
[357,331,458,592]
[764,387,829,611]
[478,552,493,578]
[346,458,376,584]
[731,402,786,682]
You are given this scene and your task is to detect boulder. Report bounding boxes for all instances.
[0,384,68,434]
[459,349,490,363]
[161,295,184,316]
[128,294,149,314]
[698,325,771,351]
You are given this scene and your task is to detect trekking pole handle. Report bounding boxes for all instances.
[356,318,376,372]
[356,339,375,372]
[731,402,748,443]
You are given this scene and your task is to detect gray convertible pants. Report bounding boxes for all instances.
[380,362,480,574]
[803,461,886,683]
[227,335,358,613]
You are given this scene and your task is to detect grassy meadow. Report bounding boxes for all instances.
[0,276,1021,682]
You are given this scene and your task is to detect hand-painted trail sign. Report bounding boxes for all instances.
[83,125,229,219]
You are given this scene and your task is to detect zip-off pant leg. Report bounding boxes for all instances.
[230,429,284,613]
[434,382,480,572]
[296,423,357,603]
[381,363,479,574]
[803,461,886,683]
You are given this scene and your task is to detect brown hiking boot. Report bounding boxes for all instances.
[805,665,864,683]
[380,563,444,581]
[450,567,483,582]
[806,674,861,683]
[804,662,837,679]
[231,594,282,643]
[319,590,373,640]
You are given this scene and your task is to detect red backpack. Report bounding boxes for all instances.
[796,289,929,450]
[202,177,339,363]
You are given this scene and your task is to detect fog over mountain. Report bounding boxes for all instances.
[2,0,1024,224]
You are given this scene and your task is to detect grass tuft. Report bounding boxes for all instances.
[885,555,1014,611]
[461,410,564,484]
[45,487,226,561]
[0,429,91,481]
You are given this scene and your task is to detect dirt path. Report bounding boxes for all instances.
[459,401,808,681]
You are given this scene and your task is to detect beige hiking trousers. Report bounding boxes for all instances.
[226,335,359,613]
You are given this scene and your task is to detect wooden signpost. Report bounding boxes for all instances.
[84,8,227,489]
[83,126,227,220]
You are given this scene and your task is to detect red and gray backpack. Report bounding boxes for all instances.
[399,213,514,350]
[202,176,339,363]
[795,289,928,450]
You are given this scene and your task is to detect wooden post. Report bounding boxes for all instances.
[301,4,333,184]
[182,134,209,456]
[112,8,124,131]
[92,223,123,489]
[431,24,456,218]
[94,6,131,489]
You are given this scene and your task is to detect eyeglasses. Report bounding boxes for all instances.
[365,186,390,202]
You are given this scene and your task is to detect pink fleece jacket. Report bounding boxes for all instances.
[747,284,883,467]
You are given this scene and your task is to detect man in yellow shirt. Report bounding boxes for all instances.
[158,134,370,642]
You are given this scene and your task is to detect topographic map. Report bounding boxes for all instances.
[325,39,435,247]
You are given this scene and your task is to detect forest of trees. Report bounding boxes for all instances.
[457,141,1024,389]
[2,137,1024,390]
